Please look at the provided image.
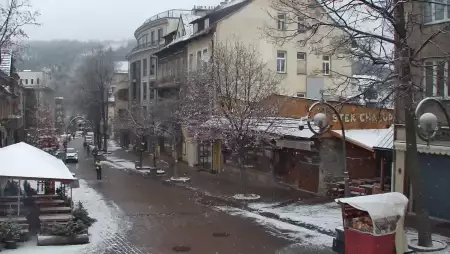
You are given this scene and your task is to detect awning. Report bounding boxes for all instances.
[335,192,408,221]
[0,142,76,181]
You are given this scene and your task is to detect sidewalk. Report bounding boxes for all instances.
[104,141,326,204]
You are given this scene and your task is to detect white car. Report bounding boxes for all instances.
[85,136,93,145]
[65,148,79,163]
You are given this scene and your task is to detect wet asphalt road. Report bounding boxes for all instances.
[67,138,334,254]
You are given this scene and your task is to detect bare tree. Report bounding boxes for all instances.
[26,104,54,145]
[118,98,179,171]
[0,0,39,61]
[180,41,284,194]
[264,0,450,246]
[75,47,115,152]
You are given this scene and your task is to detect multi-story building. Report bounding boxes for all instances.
[147,0,353,167]
[18,70,55,138]
[127,7,211,107]
[54,97,64,134]
[0,50,24,147]
[183,0,352,98]
[111,61,129,145]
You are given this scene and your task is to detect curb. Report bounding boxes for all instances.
[168,181,335,237]
[103,157,160,178]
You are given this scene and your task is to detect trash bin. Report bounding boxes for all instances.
[335,192,408,254]
[332,226,345,254]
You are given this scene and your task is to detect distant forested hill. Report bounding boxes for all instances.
[15,39,135,71]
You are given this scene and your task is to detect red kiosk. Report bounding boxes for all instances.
[335,192,408,254]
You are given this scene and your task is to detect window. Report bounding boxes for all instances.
[31,79,33,84]
[150,57,156,76]
[277,13,286,30]
[296,52,306,74]
[151,31,155,44]
[276,51,286,73]
[143,82,148,100]
[197,51,202,69]
[132,82,137,100]
[157,28,163,42]
[150,88,155,99]
[322,55,331,75]
[296,92,306,98]
[297,16,306,33]
[25,79,28,85]
[36,78,40,85]
[424,0,449,24]
[424,60,449,97]
[189,54,194,71]
[193,23,198,33]
[142,58,148,76]
[205,18,210,28]
[202,49,208,68]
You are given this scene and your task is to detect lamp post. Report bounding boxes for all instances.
[304,99,350,197]
[415,97,450,144]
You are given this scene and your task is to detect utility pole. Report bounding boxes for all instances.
[394,0,432,247]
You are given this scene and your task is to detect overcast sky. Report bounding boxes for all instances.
[26,0,221,41]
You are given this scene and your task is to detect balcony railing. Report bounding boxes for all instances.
[143,9,192,25]
[130,41,165,55]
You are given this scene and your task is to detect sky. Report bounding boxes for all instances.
[26,0,221,41]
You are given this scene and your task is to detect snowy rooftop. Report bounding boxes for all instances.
[114,61,128,74]
[154,14,201,54]
[332,128,392,151]
[202,117,319,139]
[0,142,76,181]
[181,13,201,35]
[373,125,393,150]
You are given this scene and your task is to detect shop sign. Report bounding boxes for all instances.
[276,140,313,151]
[332,112,393,123]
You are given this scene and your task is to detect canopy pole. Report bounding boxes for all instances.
[17,180,20,216]
[70,186,73,210]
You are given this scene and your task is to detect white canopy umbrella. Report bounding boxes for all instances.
[0,142,75,181]
[0,142,77,216]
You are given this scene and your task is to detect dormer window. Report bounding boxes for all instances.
[205,18,210,29]
[193,23,198,33]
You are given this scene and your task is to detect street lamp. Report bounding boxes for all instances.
[415,97,450,145]
[304,99,350,197]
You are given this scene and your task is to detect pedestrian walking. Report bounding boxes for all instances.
[86,144,91,156]
[95,159,102,180]
[92,146,98,160]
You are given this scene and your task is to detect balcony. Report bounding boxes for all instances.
[142,9,192,25]
[129,41,165,56]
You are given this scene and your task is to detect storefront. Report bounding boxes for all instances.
[395,141,450,221]
[198,140,212,170]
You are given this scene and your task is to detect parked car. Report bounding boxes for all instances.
[65,148,79,163]
[54,149,66,161]
[85,136,93,145]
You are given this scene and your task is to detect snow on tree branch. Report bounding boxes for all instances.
[265,0,450,108]
[179,40,285,155]
[0,0,39,59]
